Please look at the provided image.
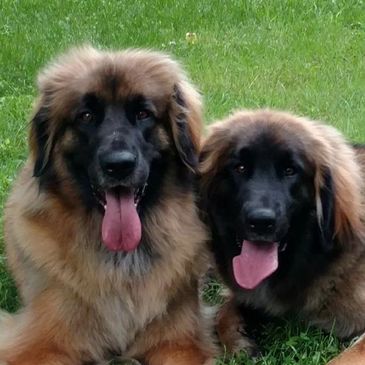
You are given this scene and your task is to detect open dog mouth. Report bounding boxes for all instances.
[233,239,287,290]
[91,183,148,252]
[92,184,148,210]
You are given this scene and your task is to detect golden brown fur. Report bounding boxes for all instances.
[327,333,365,365]
[199,109,365,358]
[0,46,215,365]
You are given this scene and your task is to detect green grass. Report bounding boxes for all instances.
[217,325,342,365]
[1,0,365,363]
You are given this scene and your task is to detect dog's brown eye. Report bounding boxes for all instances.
[235,165,245,174]
[284,166,296,176]
[136,110,150,120]
[79,112,94,123]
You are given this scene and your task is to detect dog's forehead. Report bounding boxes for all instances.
[231,116,310,157]
[38,49,186,121]
[91,72,169,107]
[69,55,179,113]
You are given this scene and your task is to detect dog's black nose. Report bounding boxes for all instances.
[246,208,276,235]
[99,151,137,180]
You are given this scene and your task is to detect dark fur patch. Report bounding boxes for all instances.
[319,169,335,252]
[32,106,51,177]
[171,85,198,171]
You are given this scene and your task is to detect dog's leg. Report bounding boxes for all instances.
[216,297,259,357]
[0,345,76,365]
[0,295,84,365]
[144,341,214,365]
[0,321,78,365]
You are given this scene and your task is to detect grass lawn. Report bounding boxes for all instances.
[1,0,365,363]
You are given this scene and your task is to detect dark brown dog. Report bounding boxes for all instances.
[0,46,215,365]
[199,109,365,356]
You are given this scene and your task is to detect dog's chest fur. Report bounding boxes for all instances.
[6,166,208,357]
[91,267,172,354]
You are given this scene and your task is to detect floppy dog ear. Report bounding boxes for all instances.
[29,105,52,177]
[318,169,335,252]
[170,84,202,172]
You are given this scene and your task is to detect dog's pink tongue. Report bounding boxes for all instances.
[102,190,141,252]
[233,240,279,290]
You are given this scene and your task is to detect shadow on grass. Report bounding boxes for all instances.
[0,255,19,312]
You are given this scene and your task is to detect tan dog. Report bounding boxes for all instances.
[0,46,215,365]
[199,109,365,356]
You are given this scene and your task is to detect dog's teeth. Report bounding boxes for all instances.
[133,182,148,208]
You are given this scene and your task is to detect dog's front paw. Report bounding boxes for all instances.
[237,323,261,358]
[217,299,261,358]
[224,321,260,358]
